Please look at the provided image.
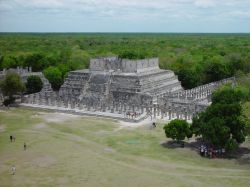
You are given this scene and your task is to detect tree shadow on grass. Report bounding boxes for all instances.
[161,139,250,165]
[226,147,250,165]
[161,139,200,151]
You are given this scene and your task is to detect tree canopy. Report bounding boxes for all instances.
[191,85,248,151]
[164,119,192,143]
[0,33,250,89]
[26,75,43,94]
[43,66,63,91]
[0,72,25,105]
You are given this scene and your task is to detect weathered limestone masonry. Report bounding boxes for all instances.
[20,57,236,122]
[59,57,183,105]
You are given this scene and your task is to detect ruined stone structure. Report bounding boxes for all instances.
[0,67,52,93]
[59,57,182,106]
[20,57,236,122]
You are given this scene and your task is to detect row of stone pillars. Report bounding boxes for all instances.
[23,92,208,121]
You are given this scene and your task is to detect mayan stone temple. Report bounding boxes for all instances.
[21,57,236,122]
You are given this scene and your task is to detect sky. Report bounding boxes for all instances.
[0,0,250,33]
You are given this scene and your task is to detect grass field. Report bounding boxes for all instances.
[0,108,250,187]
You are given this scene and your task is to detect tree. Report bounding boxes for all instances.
[191,86,248,151]
[203,58,230,83]
[118,50,147,59]
[0,72,25,105]
[23,53,45,72]
[2,55,20,69]
[0,54,3,70]
[26,75,43,94]
[227,53,244,75]
[43,66,63,90]
[164,119,192,143]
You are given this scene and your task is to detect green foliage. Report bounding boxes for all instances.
[3,97,15,106]
[227,53,244,75]
[43,66,63,90]
[203,58,230,83]
[68,45,90,70]
[26,75,43,94]
[164,119,191,142]
[225,138,238,151]
[118,50,148,59]
[1,55,22,69]
[0,72,25,104]
[23,53,46,72]
[192,86,248,150]
[212,85,249,104]
[0,33,250,89]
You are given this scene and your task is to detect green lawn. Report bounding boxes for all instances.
[0,108,250,187]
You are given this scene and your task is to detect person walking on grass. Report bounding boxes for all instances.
[11,165,16,175]
[10,135,13,142]
[24,143,27,150]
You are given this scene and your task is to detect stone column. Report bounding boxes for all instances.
[141,106,144,114]
[153,105,156,119]
[161,108,164,119]
[176,108,180,119]
[56,98,60,107]
[111,104,114,113]
[157,105,160,116]
[118,103,122,114]
[79,102,83,110]
[39,94,43,105]
[102,104,106,113]
[168,109,172,120]
[115,103,119,112]
[87,104,91,111]
[48,97,52,106]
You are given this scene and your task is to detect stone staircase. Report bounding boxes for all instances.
[78,72,112,103]
[59,70,90,99]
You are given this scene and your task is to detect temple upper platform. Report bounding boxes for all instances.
[89,57,160,73]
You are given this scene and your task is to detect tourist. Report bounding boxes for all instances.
[24,143,27,150]
[204,148,208,157]
[222,148,225,157]
[152,122,156,128]
[200,145,204,156]
[10,135,13,142]
[11,165,16,175]
[209,148,213,159]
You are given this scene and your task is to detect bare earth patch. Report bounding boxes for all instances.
[0,125,5,132]
[32,155,57,168]
[38,112,81,123]
[33,123,47,129]
[119,118,155,128]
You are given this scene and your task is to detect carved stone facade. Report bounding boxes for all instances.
[59,57,183,106]
[20,57,236,122]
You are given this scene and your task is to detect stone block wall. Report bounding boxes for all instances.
[89,57,159,73]
[121,58,159,73]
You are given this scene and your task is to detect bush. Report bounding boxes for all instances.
[0,72,25,98]
[3,97,15,106]
[164,119,192,143]
[43,66,63,91]
[26,75,43,94]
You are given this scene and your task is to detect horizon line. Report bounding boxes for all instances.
[0,31,250,34]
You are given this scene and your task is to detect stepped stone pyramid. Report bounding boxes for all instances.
[59,57,183,105]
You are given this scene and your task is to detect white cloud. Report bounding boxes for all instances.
[194,0,216,8]
[0,0,250,32]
